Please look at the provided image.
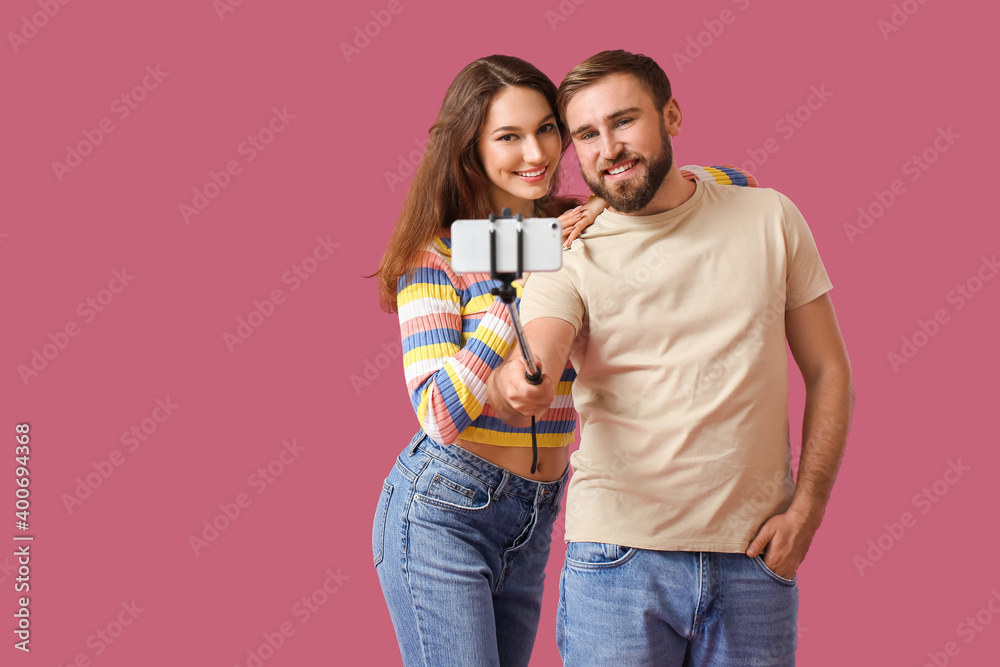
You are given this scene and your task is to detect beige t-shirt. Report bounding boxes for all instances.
[520,180,833,551]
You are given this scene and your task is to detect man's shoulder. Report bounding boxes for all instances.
[564,209,629,252]
[701,184,799,226]
[703,181,785,206]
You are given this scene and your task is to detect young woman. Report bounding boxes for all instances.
[371,55,592,667]
[371,54,757,666]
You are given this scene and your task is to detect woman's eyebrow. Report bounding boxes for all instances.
[491,114,556,134]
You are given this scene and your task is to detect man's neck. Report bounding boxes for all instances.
[610,166,696,217]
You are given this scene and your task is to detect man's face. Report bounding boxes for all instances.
[565,73,677,214]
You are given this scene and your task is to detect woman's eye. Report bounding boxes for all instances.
[498,134,517,142]
[538,123,556,134]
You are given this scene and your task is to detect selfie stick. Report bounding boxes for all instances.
[489,208,543,474]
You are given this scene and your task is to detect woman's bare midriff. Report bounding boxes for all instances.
[454,437,568,482]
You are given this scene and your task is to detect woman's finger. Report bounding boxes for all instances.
[558,205,582,220]
[565,223,585,248]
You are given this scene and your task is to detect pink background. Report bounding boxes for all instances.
[3,0,998,664]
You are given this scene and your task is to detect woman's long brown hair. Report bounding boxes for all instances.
[373,55,580,312]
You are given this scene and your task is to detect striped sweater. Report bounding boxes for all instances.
[397,164,757,447]
[398,238,577,448]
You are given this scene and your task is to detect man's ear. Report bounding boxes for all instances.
[663,97,682,137]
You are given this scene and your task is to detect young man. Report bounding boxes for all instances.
[489,50,855,665]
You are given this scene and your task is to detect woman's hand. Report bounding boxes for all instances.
[559,197,606,248]
[557,206,586,246]
[489,354,556,426]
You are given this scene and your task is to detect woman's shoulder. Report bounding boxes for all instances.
[404,235,465,289]
[545,195,587,216]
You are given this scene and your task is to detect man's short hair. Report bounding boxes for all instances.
[557,50,673,121]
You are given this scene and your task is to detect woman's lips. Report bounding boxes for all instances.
[514,165,548,182]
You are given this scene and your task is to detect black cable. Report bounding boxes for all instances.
[524,368,542,474]
[531,417,538,474]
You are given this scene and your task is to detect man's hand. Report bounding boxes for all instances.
[746,293,854,580]
[745,508,821,579]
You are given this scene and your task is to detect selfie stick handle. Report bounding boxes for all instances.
[489,209,543,473]
[504,303,542,384]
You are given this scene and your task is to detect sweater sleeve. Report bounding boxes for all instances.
[679,164,758,187]
[397,249,518,444]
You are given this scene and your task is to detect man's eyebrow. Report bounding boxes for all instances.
[491,114,556,134]
[608,106,642,120]
[571,107,642,137]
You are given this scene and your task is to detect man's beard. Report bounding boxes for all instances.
[582,125,674,214]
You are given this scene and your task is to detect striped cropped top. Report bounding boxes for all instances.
[398,236,577,448]
[396,164,757,448]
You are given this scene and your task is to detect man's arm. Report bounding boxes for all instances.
[488,317,577,426]
[746,293,855,577]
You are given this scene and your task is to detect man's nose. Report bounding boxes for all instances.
[599,133,623,161]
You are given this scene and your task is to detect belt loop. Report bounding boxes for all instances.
[535,480,554,508]
[550,478,564,511]
[495,471,510,498]
[408,431,425,455]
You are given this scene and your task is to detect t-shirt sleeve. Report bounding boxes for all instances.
[519,260,586,334]
[779,193,833,310]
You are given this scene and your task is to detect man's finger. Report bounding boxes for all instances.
[745,523,776,558]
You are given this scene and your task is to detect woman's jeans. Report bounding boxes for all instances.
[373,430,567,667]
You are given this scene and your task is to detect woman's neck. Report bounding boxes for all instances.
[490,196,537,219]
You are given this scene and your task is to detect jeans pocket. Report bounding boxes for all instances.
[427,473,477,506]
[414,461,491,512]
[754,555,797,586]
[565,541,637,570]
[372,481,393,567]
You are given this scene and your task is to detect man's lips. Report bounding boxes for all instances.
[603,159,638,180]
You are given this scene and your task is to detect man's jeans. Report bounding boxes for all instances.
[557,544,799,666]
[373,431,567,666]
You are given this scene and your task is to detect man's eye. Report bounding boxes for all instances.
[581,132,597,141]
[616,118,632,127]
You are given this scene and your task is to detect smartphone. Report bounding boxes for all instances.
[450,217,563,275]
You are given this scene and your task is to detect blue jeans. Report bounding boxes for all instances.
[557,545,799,666]
[373,431,567,666]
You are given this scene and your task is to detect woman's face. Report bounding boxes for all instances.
[477,85,563,215]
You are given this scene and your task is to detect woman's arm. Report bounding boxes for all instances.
[398,249,517,445]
